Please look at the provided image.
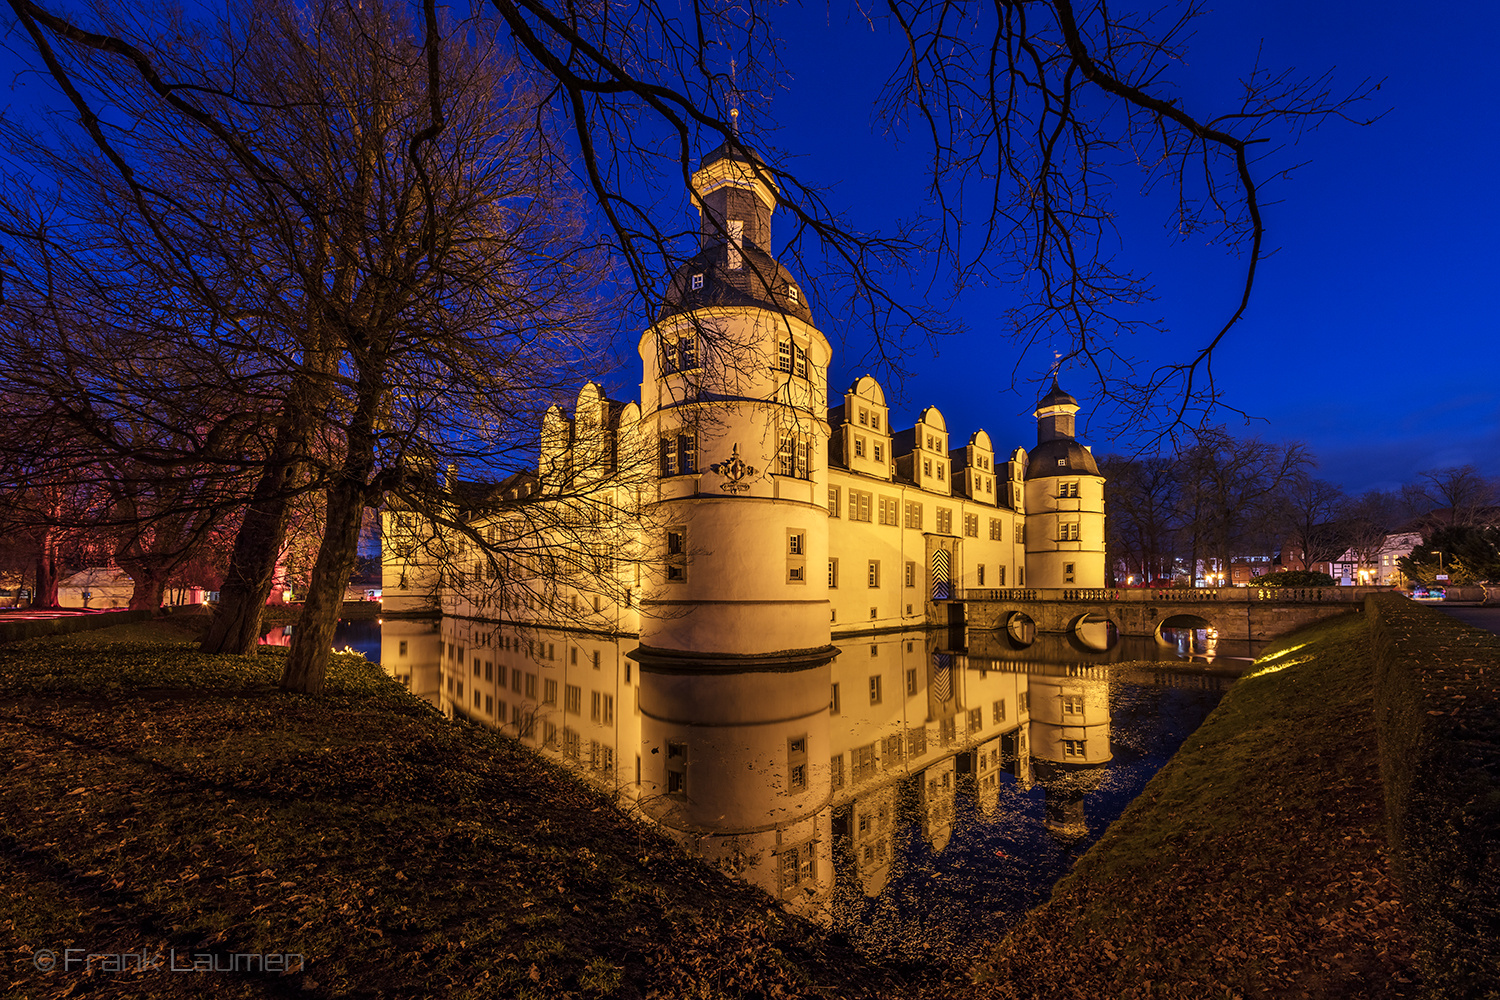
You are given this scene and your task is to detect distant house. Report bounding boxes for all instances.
[58,566,135,609]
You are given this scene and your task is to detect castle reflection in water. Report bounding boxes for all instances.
[379,617,1233,935]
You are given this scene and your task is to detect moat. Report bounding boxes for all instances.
[270,617,1249,953]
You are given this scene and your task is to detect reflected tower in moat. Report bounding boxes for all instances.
[632,139,838,908]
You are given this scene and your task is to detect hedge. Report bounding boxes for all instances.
[0,609,153,644]
[1368,592,1500,999]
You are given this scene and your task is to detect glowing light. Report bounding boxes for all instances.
[1245,655,1312,679]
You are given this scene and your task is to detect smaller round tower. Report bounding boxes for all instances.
[1023,382,1106,589]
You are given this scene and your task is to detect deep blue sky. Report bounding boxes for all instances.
[3,1,1493,495]
[694,0,1500,494]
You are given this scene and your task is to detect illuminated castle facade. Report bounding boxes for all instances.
[380,141,1109,908]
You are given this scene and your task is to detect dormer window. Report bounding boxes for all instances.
[859,408,869,426]
[788,285,800,303]
[691,273,704,291]
[871,413,881,430]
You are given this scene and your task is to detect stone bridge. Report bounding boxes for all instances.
[950,586,1387,643]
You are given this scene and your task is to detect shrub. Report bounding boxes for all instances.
[1249,570,1336,588]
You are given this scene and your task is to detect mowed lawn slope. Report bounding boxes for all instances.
[974,611,1418,1000]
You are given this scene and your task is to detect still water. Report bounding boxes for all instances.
[331,618,1243,956]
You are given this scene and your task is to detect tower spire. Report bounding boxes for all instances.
[729,58,740,137]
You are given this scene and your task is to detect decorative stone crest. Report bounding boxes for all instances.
[711,444,757,494]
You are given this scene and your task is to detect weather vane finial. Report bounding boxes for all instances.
[1050,347,1062,380]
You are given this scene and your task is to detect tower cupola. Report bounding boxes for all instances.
[1034,380,1080,444]
[691,141,778,255]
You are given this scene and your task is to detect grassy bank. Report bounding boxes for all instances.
[0,622,926,999]
[973,610,1418,999]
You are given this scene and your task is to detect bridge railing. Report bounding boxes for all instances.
[959,586,1392,604]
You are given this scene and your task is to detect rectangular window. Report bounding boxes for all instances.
[563,727,581,760]
[778,428,811,478]
[993,698,1006,723]
[666,527,687,582]
[937,462,945,480]
[937,508,953,534]
[997,565,1006,586]
[1015,524,1025,544]
[512,668,523,693]
[968,708,983,733]
[905,668,918,696]
[728,219,744,269]
[830,754,845,791]
[867,560,881,588]
[1063,695,1084,715]
[923,459,932,478]
[787,735,808,792]
[565,684,582,715]
[1063,739,1086,759]
[852,744,877,783]
[525,673,537,699]
[905,561,916,588]
[789,532,805,555]
[830,682,841,714]
[592,650,601,670]
[859,407,869,426]
[977,564,985,585]
[678,334,698,370]
[690,273,704,290]
[904,501,923,529]
[871,413,881,430]
[828,559,839,588]
[659,435,676,476]
[869,675,883,704]
[828,486,841,517]
[1060,482,1080,498]
[1065,562,1076,583]
[849,490,873,522]
[543,679,557,705]
[873,444,883,463]
[854,435,866,458]
[678,433,697,474]
[964,513,979,537]
[878,496,899,526]
[778,842,815,893]
[778,338,792,372]
[990,517,1002,540]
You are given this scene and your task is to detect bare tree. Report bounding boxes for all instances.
[1101,454,1180,585]
[1179,429,1310,580]
[1277,474,1350,575]
[1416,465,1496,528]
[2,0,609,693]
[474,0,1377,427]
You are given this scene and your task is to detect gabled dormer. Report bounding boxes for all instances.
[893,406,950,494]
[1004,447,1028,512]
[834,375,891,479]
[952,430,996,505]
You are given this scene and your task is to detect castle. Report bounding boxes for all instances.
[380,141,1111,908]
[383,138,1106,638]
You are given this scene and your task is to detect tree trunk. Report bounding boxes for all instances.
[200,483,295,653]
[33,529,61,609]
[281,359,383,695]
[201,361,325,654]
[124,567,168,611]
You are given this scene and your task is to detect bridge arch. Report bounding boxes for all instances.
[1005,611,1036,646]
[1069,611,1117,652]
[1156,613,1217,656]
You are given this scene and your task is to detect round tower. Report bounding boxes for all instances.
[635,140,834,667]
[1023,381,1106,589]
